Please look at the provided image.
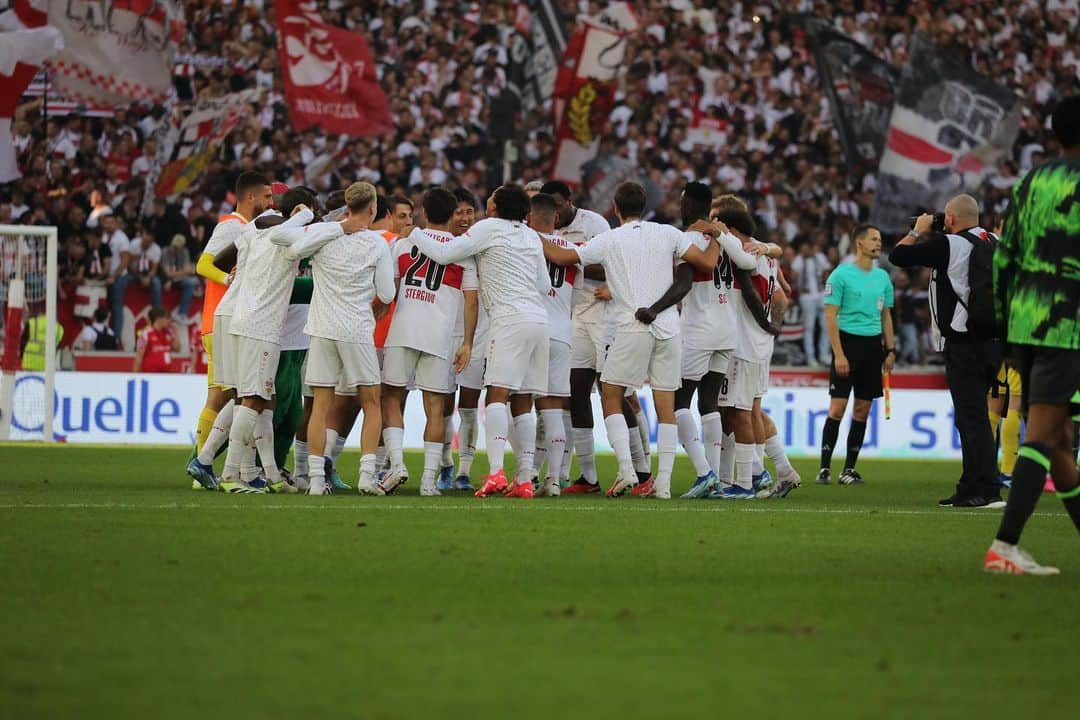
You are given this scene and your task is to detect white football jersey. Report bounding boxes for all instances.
[228,209,316,344]
[539,232,577,346]
[680,231,758,351]
[285,226,395,344]
[216,210,296,318]
[411,217,549,328]
[387,228,479,359]
[203,213,247,257]
[575,221,693,340]
[559,207,611,325]
[732,253,778,363]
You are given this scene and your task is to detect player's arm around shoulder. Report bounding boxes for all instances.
[543,231,584,266]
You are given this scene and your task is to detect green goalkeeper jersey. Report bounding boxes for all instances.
[995,157,1080,350]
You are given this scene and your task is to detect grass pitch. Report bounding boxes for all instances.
[1,445,1078,719]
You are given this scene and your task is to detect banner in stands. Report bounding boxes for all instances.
[44,0,184,105]
[804,17,898,180]
[276,0,393,137]
[505,0,566,113]
[870,33,1022,231]
[154,90,260,198]
[550,2,637,184]
[10,372,960,459]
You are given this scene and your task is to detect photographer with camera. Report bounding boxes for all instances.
[890,195,1003,509]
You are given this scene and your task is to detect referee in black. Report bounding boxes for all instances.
[818,224,896,485]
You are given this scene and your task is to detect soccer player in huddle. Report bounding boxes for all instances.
[384,188,479,496]
[543,182,722,499]
[527,192,577,496]
[275,182,396,496]
[412,184,552,498]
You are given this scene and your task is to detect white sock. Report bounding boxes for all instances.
[484,402,509,474]
[422,441,442,486]
[197,399,234,465]
[331,433,346,463]
[441,417,454,467]
[293,439,309,476]
[701,412,723,475]
[753,443,765,476]
[655,422,677,492]
[533,411,547,479]
[254,409,281,482]
[240,439,258,483]
[573,426,598,484]
[603,413,636,483]
[675,408,711,476]
[375,444,388,471]
[359,453,376,484]
[735,442,755,489]
[627,422,650,474]
[765,433,795,476]
[719,432,736,483]
[560,410,573,481]
[383,426,405,469]
[458,408,477,475]
[541,408,566,481]
[512,411,536,483]
[310,452,326,492]
[224,405,258,482]
[635,409,650,463]
[324,428,339,463]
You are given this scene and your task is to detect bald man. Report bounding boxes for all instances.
[891,194,1004,508]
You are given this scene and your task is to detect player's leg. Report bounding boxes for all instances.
[760,410,801,498]
[380,384,407,476]
[567,320,602,492]
[699,368,725,479]
[622,395,651,480]
[998,367,1023,487]
[270,350,304,491]
[597,332,651,496]
[379,346,419,491]
[536,397,566,496]
[751,398,769,488]
[625,391,650,469]
[507,392,538,496]
[713,359,759,498]
[532,400,547,487]
[355,381,383,494]
[503,326,548,498]
[600,380,637,495]
[437,392,457,490]
[838,398,871,485]
[306,386,334,494]
[419,390,448,496]
[455,386,481,489]
[291,391,314,491]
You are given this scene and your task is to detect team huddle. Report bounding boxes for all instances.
[184,172,802,500]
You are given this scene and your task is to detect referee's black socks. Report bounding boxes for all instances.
[845,420,867,470]
[820,417,841,469]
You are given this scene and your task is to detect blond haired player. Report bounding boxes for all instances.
[277,182,396,496]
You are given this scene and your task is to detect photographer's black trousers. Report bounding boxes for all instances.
[944,337,1002,499]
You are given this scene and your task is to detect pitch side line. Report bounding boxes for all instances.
[0,502,1065,518]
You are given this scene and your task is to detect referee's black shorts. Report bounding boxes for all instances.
[830,331,884,400]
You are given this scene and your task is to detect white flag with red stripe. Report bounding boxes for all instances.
[44,0,184,106]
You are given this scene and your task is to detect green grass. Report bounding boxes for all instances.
[1,445,1078,719]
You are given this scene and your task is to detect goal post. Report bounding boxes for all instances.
[0,225,58,442]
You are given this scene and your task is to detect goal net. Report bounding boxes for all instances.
[0,225,58,442]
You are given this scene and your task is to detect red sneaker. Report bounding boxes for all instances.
[606,473,636,498]
[1044,475,1056,493]
[504,481,534,499]
[562,477,601,494]
[475,469,509,498]
[631,478,655,497]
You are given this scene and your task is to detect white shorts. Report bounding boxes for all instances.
[457,330,486,390]
[681,347,732,381]
[236,336,280,400]
[600,331,681,392]
[544,341,572,398]
[382,345,454,395]
[757,357,771,398]
[570,321,612,372]
[718,356,763,411]
[212,314,238,389]
[306,336,380,393]
[301,354,313,398]
[484,321,549,395]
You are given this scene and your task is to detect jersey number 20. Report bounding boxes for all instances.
[404,248,445,291]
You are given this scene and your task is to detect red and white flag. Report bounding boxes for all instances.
[276,0,393,138]
[550,2,638,185]
[0,0,63,183]
[44,0,184,105]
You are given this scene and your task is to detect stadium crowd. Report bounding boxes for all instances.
[2,0,1077,363]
